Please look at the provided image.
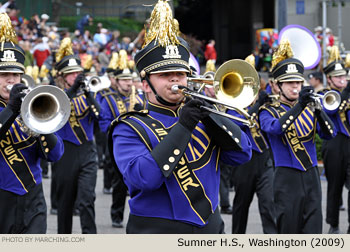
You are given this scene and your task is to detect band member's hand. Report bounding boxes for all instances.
[7,83,27,114]
[257,90,269,104]
[179,99,209,131]
[298,86,314,107]
[72,73,85,91]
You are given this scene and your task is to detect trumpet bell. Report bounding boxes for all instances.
[322,90,341,111]
[20,85,71,134]
[214,59,260,109]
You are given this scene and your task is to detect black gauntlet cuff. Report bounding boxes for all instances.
[151,123,192,178]
[0,107,18,137]
[315,109,335,137]
[278,103,304,132]
[202,113,243,151]
[85,91,101,118]
[38,134,58,159]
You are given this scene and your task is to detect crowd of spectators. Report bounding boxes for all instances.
[0,0,208,78]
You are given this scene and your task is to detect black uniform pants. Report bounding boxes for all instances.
[231,150,276,234]
[0,184,46,234]
[126,207,224,234]
[219,162,233,208]
[54,140,98,234]
[104,147,128,223]
[274,166,322,234]
[322,133,350,227]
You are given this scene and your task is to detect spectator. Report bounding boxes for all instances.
[308,71,325,93]
[76,14,93,36]
[326,28,334,47]
[204,39,217,64]
[32,37,50,67]
[98,46,109,74]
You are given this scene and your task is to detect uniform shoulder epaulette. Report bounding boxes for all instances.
[117,109,149,122]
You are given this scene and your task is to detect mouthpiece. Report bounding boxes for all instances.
[292,89,298,94]
[6,85,14,91]
[171,85,180,93]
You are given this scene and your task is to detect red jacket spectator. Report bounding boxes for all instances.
[32,38,50,67]
[204,39,217,63]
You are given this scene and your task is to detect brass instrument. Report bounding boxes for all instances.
[84,75,111,92]
[128,85,137,112]
[268,94,280,103]
[174,59,260,127]
[310,90,340,111]
[8,75,71,135]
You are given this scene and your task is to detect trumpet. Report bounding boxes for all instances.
[84,75,111,92]
[8,75,71,135]
[310,90,340,111]
[173,59,260,127]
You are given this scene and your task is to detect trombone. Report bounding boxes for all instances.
[175,59,260,127]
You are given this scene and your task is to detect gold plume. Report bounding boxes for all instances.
[83,54,93,70]
[108,52,119,69]
[55,37,74,63]
[32,66,39,83]
[25,66,33,77]
[205,60,216,72]
[327,45,341,65]
[118,49,128,70]
[144,0,179,47]
[0,13,18,49]
[128,60,135,70]
[245,54,255,68]
[345,53,350,68]
[39,65,49,78]
[271,38,294,70]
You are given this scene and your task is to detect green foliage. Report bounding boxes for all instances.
[315,134,323,161]
[59,16,143,37]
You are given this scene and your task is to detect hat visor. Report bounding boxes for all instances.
[150,67,190,74]
[277,75,305,82]
[116,74,133,80]
[61,66,84,74]
[328,69,347,77]
[0,67,24,74]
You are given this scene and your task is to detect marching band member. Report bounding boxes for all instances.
[259,39,336,233]
[321,46,350,234]
[99,49,143,228]
[52,37,100,234]
[228,55,276,234]
[108,0,252,233]
[0,13,64,233]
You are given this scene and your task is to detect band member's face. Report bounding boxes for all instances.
[117,78,133,95]
[280,81,303,102]
[109,75,117,89]
[145,71,187,106]
[64,71,82,88]
[0,72,21,102]
[328,75,347,90]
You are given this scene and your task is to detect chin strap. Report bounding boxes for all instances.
[145,75,183,107]
[278,83,297,103]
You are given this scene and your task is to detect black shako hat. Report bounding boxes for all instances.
[323,61,347,77]
[0,42,25,73]
[135,37,191,78]
[271,58,305,82]
[55,55,83,74]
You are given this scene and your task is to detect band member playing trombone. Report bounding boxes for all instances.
[52,37,100,234]
[0,13,64,234]
[321,46,350,234]
[108,0,251,234]
[259,40,336,234]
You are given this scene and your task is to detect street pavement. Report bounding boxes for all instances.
[42,167,349,234]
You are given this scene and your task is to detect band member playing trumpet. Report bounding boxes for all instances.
[108,0,251,234]
[259,39,336,234]
[321,46,350,234]
[52,37,100,234]
[0,13,64,234]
